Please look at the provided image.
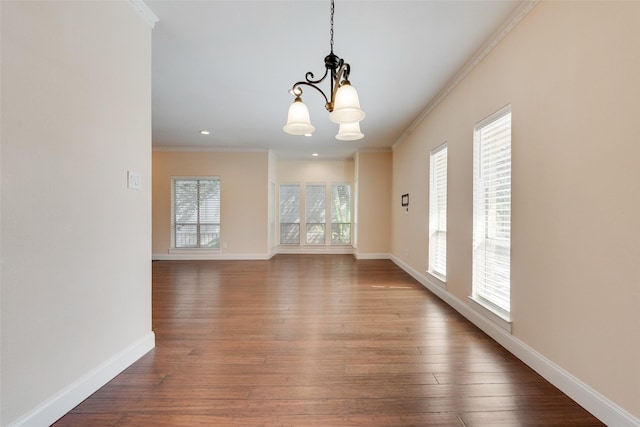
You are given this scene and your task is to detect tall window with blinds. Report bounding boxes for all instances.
[280,184,301,244]
[331,183,351,245]
[428,144,448,280]
[172,178,221,248]
[306,184,326,244]
[472,105,512,315]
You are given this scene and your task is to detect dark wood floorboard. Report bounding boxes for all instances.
[54,255,604,426]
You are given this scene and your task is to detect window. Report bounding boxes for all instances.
[428,143,447,280]
[331,183,351,244]
[172,178,220,248]
[280,184,300,244]
[472,105,512,316]
[279,182,351,246]
[305,184,326,244]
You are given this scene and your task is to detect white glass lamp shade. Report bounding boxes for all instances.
[283,97,315,135]
[329,81,365,124]
[336,121,364,141]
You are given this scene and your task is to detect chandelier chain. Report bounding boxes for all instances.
[330,0,334,53]
[283,0,364,139]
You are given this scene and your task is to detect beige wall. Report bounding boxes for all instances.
[392,1,640,418]
[277,159,354,183]
[355,151,392,257]
[1,2,153,424]
[152,151,269,257]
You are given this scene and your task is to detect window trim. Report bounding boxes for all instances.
[468,296,512,333]
[171,176,221,250]
[427,142,448,282]
[471,104,512,321]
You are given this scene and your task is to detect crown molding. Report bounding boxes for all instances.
[356,147,392,154]
[128,0,159,28]
[392,0,539,151]
[153,146,270,153]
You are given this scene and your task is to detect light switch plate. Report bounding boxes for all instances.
[128,170,141,190]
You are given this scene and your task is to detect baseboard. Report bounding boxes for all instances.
[274,246,354,255]
[153,246,359,260]
[8,332,155,427]
[153,253,270,261]
[390,255,639,427]
[353,252,391,260]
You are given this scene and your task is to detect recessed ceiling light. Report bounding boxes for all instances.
[312,153,319,157]
[199,130,211,135]
[304,133,312,137]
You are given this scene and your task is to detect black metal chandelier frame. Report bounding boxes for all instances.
[288,0,352,113]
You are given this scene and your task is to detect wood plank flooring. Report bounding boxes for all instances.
[54,255,604,426]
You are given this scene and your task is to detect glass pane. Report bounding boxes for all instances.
[199,180,220,223]
[175,224,198,248]
[199,224,220,248]
[174,180,198,224]
[331,184,351,223]
[331,223,351,245]
[280,223,300,244]
[305,184,326,224]
[279,185,300,224]
[306,223,325,244]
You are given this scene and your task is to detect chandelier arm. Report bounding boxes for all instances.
[290,81,330,108]
[304,67,330,85]
[327,62,350,111]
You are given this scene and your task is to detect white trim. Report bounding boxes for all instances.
[474,103,512,129]
[356,147,392,154]
[154,253,269,261]
[277,245,354,255]
[392,0,538,151]
[354,252,391,260]
[426,270,447,289]
[389,255,639,427]
[128,0,158,28]
[154,246,356,260]
[468,296,512,333]
[8,332,155,427]
[154,247,363,260]
[168,248,221,255]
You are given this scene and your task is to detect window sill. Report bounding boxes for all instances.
[426,270,446,288]
[468,296,512,334]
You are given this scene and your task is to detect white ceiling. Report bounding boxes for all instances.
[148,0,526,159]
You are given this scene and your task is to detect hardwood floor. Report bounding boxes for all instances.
[54,255,603,426]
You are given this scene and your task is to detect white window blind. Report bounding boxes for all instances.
[472,106,512,314]
[331,183,351,245]
[428,144,448,280]
[280,184,300,244]
[305,184,326,244]
[172,178,220,248]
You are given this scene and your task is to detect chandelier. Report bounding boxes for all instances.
[283,0,365,141]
